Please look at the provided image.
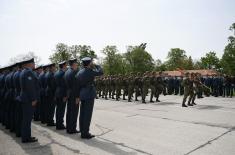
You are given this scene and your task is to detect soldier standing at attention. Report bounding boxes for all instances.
[128,73,135,102]
[19,58,39,143]
[142,72,150,103]
[54,61,67,130]
[75,57,103,139]
[45,63,57,126]
[64,59,80,134]
[150,72,156,103]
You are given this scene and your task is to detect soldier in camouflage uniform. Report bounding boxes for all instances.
[122,74,128,100]
[142,72,151,103]
[134,73,142,101]
[182,72,194,107]
[127,73,135,102]
[115,74,122,101]
[150,72,157,103]
[155,71,165,102]
[110,75,116,99]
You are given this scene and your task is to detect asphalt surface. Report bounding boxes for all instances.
[0,95,235,155]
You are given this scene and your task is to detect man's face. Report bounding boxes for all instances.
[72,63,78,70]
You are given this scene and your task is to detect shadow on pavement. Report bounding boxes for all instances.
[0,124,53,155]
[34,122,138,155]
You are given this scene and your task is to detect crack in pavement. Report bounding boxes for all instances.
[95,124,114,137]
[184,128,235,155]
[126,114,140,117]
[32,124,89,155]
[97,137,152,155]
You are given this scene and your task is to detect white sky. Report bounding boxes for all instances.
[0,0,234,65]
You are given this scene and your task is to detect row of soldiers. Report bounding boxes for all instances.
[0,57,104,143]
[94,72,234,103]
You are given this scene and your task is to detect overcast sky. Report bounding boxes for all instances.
[0,0,234,66]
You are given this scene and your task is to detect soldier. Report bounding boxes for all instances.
[19,58,39,143]
[142,72,150,103]
[64,59,80,134]
[39,65,48,124]
[182,72,194,107]
[115,74,122,101]
[54,61,67,130]
[155,71,165,102]
[75,57,103,139]
[179,76,184,95]
[173,76,180,95]
[13,62,23,137]
[1,66,9,126]
[134,73,142,101]
[45,63,57,126]
[110,75,116,99]
[0,67,7,124]
[122,74,128,100]
[150,72,156,103]
[33,66,43,121]
[127,73,135,102]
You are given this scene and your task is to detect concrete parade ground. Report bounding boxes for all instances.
[0,95,235,155]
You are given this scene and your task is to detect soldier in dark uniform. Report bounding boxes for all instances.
[75,57,103,139]
[19,58,39,143]
[122,75,128,100]
[115,74,122,101]
[45,63,57,126]
[13,62,23,137]
[179,76,184,95]
[4,64,14,130]
[0,67,8,126]
[64,59,80,134]
[173,76,180,95]
[155,71,165,102]
[39,65,48,124]
[0,67,6,124]
[33,66,43,121]
[54,61,67,130]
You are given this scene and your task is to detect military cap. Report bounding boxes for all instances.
[185,72,190,76]
[35,65,43,70]
[58,61,67,68]
[21,58,35,65]
[81,57,92,66]
[47,63,56,68]
[68,58,77,66]
[42,64,49,70]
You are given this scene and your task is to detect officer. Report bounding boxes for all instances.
[33,66,43,121]
[54,61,67,130]
[64,58,80,134]
[13,62,23,137]
[39,65,48,124]
[19,58,39,143]
[45,63,57,126]
[75,57,103,139]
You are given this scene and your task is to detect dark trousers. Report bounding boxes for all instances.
[46,96,56,124]
[21,102,35,141]
[15,100,22,137]
[80,99,94,136]
[40,94,47,123]
[56,97,66,127]
[66,96,79,132]
[34,101,40,121]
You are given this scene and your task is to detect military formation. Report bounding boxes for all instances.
[95,72,234,106]
[0,57,103,143]
[0,57,234,143]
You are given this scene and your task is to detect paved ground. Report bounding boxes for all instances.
[0,95,235,155]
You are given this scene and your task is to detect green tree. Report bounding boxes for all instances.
[221,23,235,75]
[49,43,71,64]
[200,51,220,69]
[76,45,97,59]
[102,46,126,75]
[165,48,188,70]
[124,45,154,73]
[154,59,167,71]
